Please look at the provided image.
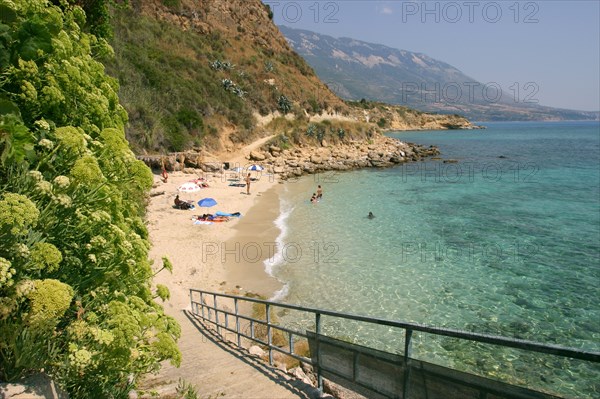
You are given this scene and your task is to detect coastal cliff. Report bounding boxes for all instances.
[107,0,478,156]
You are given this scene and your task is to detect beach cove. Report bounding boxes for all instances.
[145,121,599,398]
[144,132,439,396]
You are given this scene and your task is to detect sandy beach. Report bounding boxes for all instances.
[147,136,287,315]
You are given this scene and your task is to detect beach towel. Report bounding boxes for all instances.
[193,220,213,225]
[229,183,246,187]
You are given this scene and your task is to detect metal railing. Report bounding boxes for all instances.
[189,289,600,399]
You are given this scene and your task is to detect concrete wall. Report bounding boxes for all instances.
[307,333,561,399]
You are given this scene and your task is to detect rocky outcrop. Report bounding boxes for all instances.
[137,134,440,177]
[245,135,440,180]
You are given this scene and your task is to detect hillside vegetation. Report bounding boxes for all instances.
[106,0,474,155]
[106,0,348,153]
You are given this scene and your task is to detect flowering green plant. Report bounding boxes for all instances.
[0,1,180,396]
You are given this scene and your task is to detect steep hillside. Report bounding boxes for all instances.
[281,26,599,122]
[105,0,476,155]
[106,0,348,153]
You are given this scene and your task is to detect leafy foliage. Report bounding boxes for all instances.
[0,1,180,396]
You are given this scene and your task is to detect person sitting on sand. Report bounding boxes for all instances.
[174,195,183,207]
[311,193,318,203]
[174,195,192,210]
[368,211,375,219]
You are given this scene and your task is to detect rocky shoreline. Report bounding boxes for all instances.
[137,135,441,180]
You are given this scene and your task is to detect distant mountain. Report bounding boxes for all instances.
[280,25,599,122]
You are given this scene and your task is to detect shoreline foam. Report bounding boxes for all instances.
[221,182,286,299]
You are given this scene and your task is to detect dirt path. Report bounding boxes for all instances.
[141,311,315,398]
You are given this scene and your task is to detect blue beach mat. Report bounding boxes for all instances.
[215,211,241,217]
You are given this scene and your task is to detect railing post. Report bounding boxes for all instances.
[266,303,273,365]
[235,298,241,347]
[214,294,220,336]
[403,329,413,399]
[316,312,323,392]
[200,292,205,321]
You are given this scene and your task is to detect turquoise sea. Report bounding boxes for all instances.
[266,121,600,398]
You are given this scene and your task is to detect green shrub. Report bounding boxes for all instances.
[278,95,292,114]
[0,2,180,396]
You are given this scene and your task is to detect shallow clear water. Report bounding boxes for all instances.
[268,121,600,398]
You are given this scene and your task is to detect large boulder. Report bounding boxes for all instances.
[249,150,266,161]
[310,155,323,164]
[367,151,380,160]
[200,162,221,172]
[316,147,331,157]
[248,345,266,357]
[269,145,281,154]
[303,163,316,173]
[0,373,68,399]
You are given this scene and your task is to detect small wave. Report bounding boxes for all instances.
[269,282,289,302]
[264,190,294,277]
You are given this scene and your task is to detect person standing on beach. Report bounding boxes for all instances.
[161,166,168,183]
[245,173,251,195]
[316,185,323,200]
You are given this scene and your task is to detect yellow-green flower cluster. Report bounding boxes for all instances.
[26,279,74,328]
[53,175,70,189]
[38,138,54,149]
[0,0,181,393]
[0,258,16,289]
[29,243,63,273]
[34,119,51,132]
[0,193,39,236]
[55,126,87,154]
[71,155,105,186]
[68,344,93,372]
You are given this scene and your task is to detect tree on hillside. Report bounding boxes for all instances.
[0,1,180,396]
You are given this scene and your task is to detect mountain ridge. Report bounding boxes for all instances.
[280,25,599,122]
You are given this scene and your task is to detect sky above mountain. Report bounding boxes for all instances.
[266,1,600,112]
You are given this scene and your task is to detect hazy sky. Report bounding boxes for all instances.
[267,0,600,112]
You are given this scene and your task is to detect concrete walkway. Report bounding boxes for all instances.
[140,310,318,399]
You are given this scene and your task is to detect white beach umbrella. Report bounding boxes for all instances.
[177,182,201,193]
[247,164,264,179]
